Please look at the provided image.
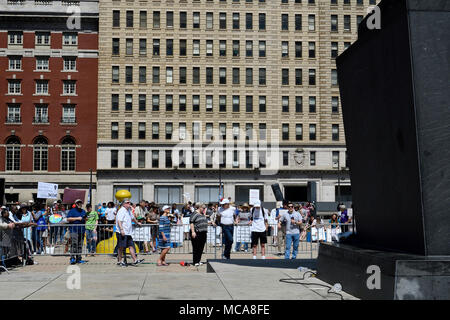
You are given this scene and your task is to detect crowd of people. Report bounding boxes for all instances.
[0,197,352,269]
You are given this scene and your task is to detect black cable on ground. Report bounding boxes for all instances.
[279,270,344,300]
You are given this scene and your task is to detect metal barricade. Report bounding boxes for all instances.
[0,223,31,273]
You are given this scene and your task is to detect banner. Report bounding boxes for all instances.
[37,182,58,199]
[131,226,152,242]
[63,188,86,204]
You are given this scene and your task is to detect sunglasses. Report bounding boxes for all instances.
[288,205,294,208]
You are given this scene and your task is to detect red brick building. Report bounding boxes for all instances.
[0,0,98,204]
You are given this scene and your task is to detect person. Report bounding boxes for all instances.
[329,213,341,241]
[97,203,107,224]
[31,204,47,254]
[338,205,350,233]
[217,199,236,259]
[249,200,269,259]
[0,208,15,265]
[105,202,117,225]
[19,205,35,264]
[116,200,144,267]
[275,201,288,254]
[85,204,98,256]
[279,202,303,259]
[190,203,209,266]
[157,205,171,266]
[147,206,159,253]
[134,200,149,254]
[66,199,87,264]
[234,203,251,252]
[182,203,192,241]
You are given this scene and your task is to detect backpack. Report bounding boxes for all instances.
[250,206,267,221]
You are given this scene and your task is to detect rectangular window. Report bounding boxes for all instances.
[125,122,132,139]
[179,95,186,111]
[111,150,118,168]
[332,97,339,113]
[309,96,316,113]
[138,150,146,168]
[125,94,133,111]
[310,151,316,166]
[282,96,289,113]
[126,11,134,28]
[138,122,146,139]
[309,124,316,140]
[125,66,133,83]
[295,96,303,113]
[152,94,160,111]
[296,124,303,140]
[139,66,147,83]
[332,124,339,141]
[111,122,119,139]
[152,150,159,168]
[152,123,159,139]
[139,94,146,111]
[166,123,173,139]
[111,94,119,111]
[153,11,160,28]
[259,96,266,113]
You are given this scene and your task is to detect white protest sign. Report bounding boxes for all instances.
[249,189,260,205]
[37,182,58,199]
[131,226,152,242]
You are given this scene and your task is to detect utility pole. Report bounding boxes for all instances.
[89,168,92,204]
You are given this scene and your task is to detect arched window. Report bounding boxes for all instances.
[6,137,20,171]
[33,136,48,171]
[61,137,76,171]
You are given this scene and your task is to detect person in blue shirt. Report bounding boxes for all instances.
[66,199,87,264]
[97,203,107,224]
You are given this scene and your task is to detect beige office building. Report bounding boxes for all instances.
[97,0,378,206]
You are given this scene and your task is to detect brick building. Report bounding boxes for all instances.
[0,0,99,204]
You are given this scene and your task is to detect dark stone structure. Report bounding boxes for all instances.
[316,0,450,299]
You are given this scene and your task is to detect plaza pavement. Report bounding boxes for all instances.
[0,252,357,300]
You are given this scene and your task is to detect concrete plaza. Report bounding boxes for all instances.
[0,254,357,300]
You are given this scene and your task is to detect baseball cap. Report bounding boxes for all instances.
[162,205,170,211]
[123,199,131,204]
[75,199,83,204]
[254,200,261,207]
[220,199,230,205]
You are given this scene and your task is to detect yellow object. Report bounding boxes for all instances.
[115,190,132,202]
[96,232,140,254]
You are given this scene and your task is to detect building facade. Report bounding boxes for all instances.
[0,0,99,204]
[97,0,378,206]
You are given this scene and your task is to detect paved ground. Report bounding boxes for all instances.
[0,254,356,300]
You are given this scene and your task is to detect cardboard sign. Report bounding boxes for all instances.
[249,189,260,205]
[37,182,58,199]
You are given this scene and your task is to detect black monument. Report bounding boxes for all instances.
[316,0,450,300]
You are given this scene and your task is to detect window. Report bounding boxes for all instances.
[193,40,200,56]
[282,96,289,113]
[193,95,200,111]
[295,69,302,85]
[310,151,316,166]
[246,13,253,30]
[206,67,213,84]
[219,68,227,84]
[179,123,186,140]
[219,96,227,112]
[153,39,160,56]
[126,38,133,55]
[111,122,119,139]
[111,150,118,168]
[166,123,173,139]
[332,151,340,168]
[63,33,77,46]
[193,67,200,84]
[113,10,120,27]
[166,39,173,56]
[152,150,159,168]
[308,15,315,31]
[125,66,133,83]
[35,32,50,45]
[63,81,76,95]
[281,14,289,30]
[233,13,240,29]
[36,57,49,70]
[309,96,316,113]
[206,12,213,29]
[63,57,76,71]
[195,186,219,203]
[233,123,240,139]
[282,124,289,140]
[180,12,187,28]
[179,39,187,56]
[331,42,338,58]
[139,39,147,55]
[309,124,316,140]
[125,94,133,111]
[245,68,253,85]
[138,122,146,139]
[33,137,48,171]
[309,69,316,85]
[259,13,266,30]
[193,12,200,28]
[140,11,147,28]
[246,123,253,140]
[232,68,240,84]
[34,104,48,123]
[138,150,146,168]
[232,40,240,57]
[152,122,159,139]
[179,95,186,111]
[219,12,227,29]
[192,122,200,140]
[153,11,160,28]
[155,186,182,204]
[61,137,76,171]
[331,69,338,85]
[331,15,338,31]
[166,95,173,111]
[332,97,339,113]
[206,95,213,112]
[232,96,240,112]
[295,96,303,113]
[8,56,21,70]
[139,66,147,83]
[295,14,302,30]
[245,150,253,168]
[6,137,21,171]
[245,96,253,112]
[125,122,132,139]
[112,66,120,83]
[126,11,134,28]
[62,104,76,123]
[139,94,146,111]
[344,15,351,31]
[35,80,49,95]
[124,150,132,168]
[152,66,160,83]
[165,150,172,168]
[282,69,289,85]
[309,42,316,58]
[282,41,289,58]
[296,124,303,140]
[259,41,266,57]
[206,123,213,140]
[259,123,266,140]
[283,151,289,166]
[166,11,174,28]
[7,104,21,123]
[8,80,21,94]
[332,124,339,141]
[152,94,160,111]
[258,96,266,113]
[166,67,173,84]
[219,123,227,139]
[8,32,23,44]
[219,40,227,56]
[246,41,253,57]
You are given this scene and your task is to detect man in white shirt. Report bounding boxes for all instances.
[249,200,269,259]
[218,199,236,259]
[116,200,144,267]
[106,202,117,224]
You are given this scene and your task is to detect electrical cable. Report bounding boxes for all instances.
[279,270,344,300]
